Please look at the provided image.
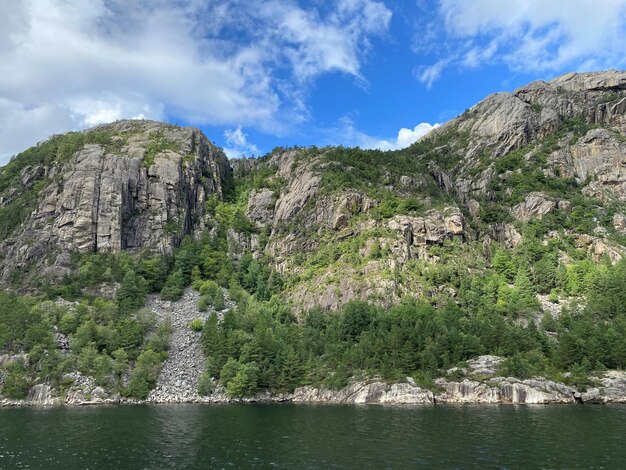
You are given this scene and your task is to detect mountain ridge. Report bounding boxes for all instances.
[2,70,626,404]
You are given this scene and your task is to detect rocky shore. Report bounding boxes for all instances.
[4,356,626,407]
[3,288,626,408]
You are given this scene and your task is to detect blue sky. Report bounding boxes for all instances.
[1,0,626,164]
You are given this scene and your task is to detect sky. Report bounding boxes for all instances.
[1,0,626,164]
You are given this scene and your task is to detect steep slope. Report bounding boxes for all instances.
[225,70,626,311]
[0,120,232,285]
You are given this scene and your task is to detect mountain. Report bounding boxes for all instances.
[0,120,232,285]
[1,70,626,405]
[226,70,626,310]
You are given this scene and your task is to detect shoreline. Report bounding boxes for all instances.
[3,371,626,408]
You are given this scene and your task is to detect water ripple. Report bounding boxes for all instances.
[0,404,624,469]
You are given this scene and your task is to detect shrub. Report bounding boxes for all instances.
[160,269,185,301]
[198,295,210,312]
[199,280,219,298]
[190,318,204,332]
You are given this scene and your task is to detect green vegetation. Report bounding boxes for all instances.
[196,257,626,395]
[142,131,180,167]
[190,318,204,332]
[0,249,173,399]
[0,288,170,399]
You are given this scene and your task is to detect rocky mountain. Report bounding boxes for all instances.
[222,70,626,310]
[0,120,231,285]
[2,70,626,405]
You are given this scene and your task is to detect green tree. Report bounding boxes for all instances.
[2,363,30,399]
[117,271,147,314]
[226,362,259,398]
[213,289,226,311]
[160,269,186,301]
[220,357,240,385]
[126,349,163,399]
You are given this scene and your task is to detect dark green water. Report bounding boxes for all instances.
[0,404,624,469]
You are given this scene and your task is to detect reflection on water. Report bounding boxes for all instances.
[0,404,624,469]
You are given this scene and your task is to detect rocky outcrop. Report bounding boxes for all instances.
[387,208,466,259]
[427,70,626,202]
[6,360,626,406]
[291,378,434,404]
[436,355,576,404]
[0,353,28,368]
[246,188,275,225]
[435,377,576,404]
[290,263,401,311]
[614,213,626,234]
[0,120,230,283]
[569,129,626,201]
[230,157,259,178]
[26,384,59,406]
[466,355,503,375]
[1,372,120,407]
[62,372,119,405]
[512,192,560,221]
[581,371,626,404]
[492,223,522,247]
[575,234,624,263]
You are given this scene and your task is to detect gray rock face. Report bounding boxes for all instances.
[493,223,522,248]
[291,379,434,404]
[25,384,60,406]
[512,192,558,221]
[614,213,626,234]
[466,355,503,376]
[575,234,624,263]
[435,377,576,404]
[581,371,626,403]
[569,129,626,201]
[387,208,466,259]
[0,120,230,283]
[246,188,276,225]
[429,70,626,203]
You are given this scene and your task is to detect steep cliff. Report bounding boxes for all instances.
[0,120,231,284]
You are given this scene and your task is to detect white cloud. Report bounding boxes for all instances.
[223,126,260,158]
[0,99,78,162]
[263,0,392,81]
[418,0,626,86]
[373,123,440,150]
[396,123,440,147]
[416,58,452,88]
[0,0,391,164]
[329,117,439,150]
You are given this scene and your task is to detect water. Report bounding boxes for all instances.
[0,404,624,469]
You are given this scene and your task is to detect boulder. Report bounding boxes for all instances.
[512,192,557,221]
